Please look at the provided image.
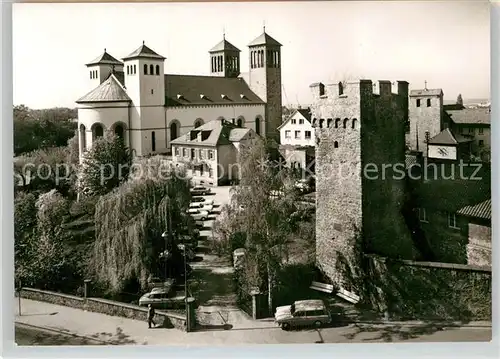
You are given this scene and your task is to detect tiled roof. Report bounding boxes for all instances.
[209,39,240,53]
[248,32,282,47]
[122,43,166,61]
[278,108,312,129]
[86,50,123,66]
[76,74,131,104]
[229,128,251,142]
[409,89,443,97]
[164,75,264,106]
[457,199,491,220]
[170,119,249,147]
[428,128,472,145]
[446,109,491,125]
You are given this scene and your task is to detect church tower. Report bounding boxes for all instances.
[85,49,123,89]
[122,42,166,156]
[248,27,283,142]
[209,34,241,78]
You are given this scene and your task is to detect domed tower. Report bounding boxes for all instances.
[209,34,241,78]
[85,49,123,89]
[122,41,166,156]
[248,27,282,142]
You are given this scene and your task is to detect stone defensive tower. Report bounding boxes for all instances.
[310,79,415,289]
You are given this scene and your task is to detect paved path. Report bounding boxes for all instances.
[15,298,491,345]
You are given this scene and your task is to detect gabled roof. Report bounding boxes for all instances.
[446,108,491,125]
[170,119,253,147]
[409,89,443,97]
[76,74,131,104]
[209,39,240,53]
[457,199,491,221]
[164,75,264,106]
[86,50,123,67]
[427,128,472,145]
[277,108,312,130]
[122,42,166,61]
[248,31,282,47]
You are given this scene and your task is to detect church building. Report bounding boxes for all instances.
[75,28,283,162]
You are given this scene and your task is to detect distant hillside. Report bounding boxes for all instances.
[444,98,490,105]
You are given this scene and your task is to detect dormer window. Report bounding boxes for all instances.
[240,94,248,100]
[177,94,185,100]
[221,94,228,100]
[200,94,207,100]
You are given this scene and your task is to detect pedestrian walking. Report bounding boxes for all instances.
[147,304,156,329]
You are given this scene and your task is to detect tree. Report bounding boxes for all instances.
[78,132,133,197]
[456,94,464,106]
[90,166,191,294]
[215,138,302,313]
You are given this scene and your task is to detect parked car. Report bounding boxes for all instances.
[190,186,212,196]
[191,210,209,221]
[275,299,332,330]
[191,197,214,205]
[138,285,185,309]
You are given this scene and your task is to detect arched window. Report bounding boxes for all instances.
[170,121,178,141]
[194,119,203,128]
[335,118,341,128]
[144,64,148,75]
[427,98,431,107]
[319,119,324,128]
[79,124,86,154]
[150,64,154,75]
[338,82,344,96]
[312,118,317,127]
[327,118,333,128]
[114,123,124,139]
[343,118,349,128]
[156,65,160,75]
[352,118,357,129]
[237,118,244,128]
[90,71,92,79]
[133,65,136,74]
[255,116,261,135]
[92,124,104,140]
[334,141,339,148]
[151,131,156,152]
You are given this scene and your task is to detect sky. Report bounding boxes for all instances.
[13,1,490,109]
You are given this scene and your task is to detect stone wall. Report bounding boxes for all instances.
[363,255,492,321]
[312,79,414,288]
[408,92,444,154]
[19,288,187,330]
[467,222,492,267]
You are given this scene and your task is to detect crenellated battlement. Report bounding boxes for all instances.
[310,79,409,100]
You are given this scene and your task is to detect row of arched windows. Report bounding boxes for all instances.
[144,64,161,76]
[90,70,98,79]
[126,65,137,75]
[211,55,239,73]
[312,117,357,129]
[250,49,281,69]
[79,122,125,155]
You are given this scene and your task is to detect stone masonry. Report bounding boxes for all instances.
[310,80,416,288]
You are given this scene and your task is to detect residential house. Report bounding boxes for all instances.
[170,119,258,186]
[278,108,315,170]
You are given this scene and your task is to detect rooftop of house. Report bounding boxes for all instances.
[278,108,312,130]
[446,108,491,125]
[76,74,131,104]
[457,199,491,221]
[170,119,254,147]
[427,128,473,145]
[410,88,443,97]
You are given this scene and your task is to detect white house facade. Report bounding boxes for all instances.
[278,108,314,147]
[76,30,283,163]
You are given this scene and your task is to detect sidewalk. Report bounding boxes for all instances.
[15,298,279,345]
